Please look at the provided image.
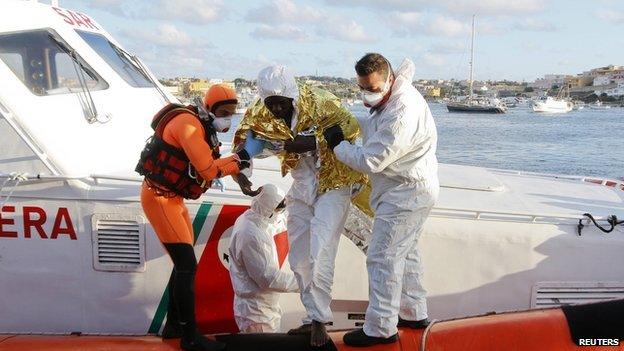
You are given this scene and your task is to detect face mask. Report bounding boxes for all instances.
[212,117,232,133]
[362,74,391,108]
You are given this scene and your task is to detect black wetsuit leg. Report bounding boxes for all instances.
[164,243,199,339]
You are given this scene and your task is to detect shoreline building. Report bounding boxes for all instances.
[529,74,569,91]
[567,65,624,98]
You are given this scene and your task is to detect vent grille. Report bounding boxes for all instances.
[531,282,624,308]
[91,214,146,272]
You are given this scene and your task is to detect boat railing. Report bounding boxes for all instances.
[430,206,610,226]
[491,168,624,191]
[4,166,623,191]
[1,170,619,226]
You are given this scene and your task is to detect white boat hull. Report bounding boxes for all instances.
[532,99,573,113]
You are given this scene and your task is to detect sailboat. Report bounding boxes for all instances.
[447,15,507,114]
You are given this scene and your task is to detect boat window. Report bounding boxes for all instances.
[0,29,108,96]
[0,53,24,81]
[76,30,154,88]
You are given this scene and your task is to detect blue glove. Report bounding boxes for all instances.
[243,130,265,158]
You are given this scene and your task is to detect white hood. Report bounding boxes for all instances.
[257,65,299,103]
[390,58,416,95]
[250,183,286,219]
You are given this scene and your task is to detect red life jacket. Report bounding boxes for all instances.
[135,103,221,199]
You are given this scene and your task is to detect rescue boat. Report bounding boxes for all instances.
[1,0,623,348]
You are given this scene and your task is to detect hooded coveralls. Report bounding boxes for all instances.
[334,59,440,338]
[228,184,298,333]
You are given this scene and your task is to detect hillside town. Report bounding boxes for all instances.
[159,64,624,108]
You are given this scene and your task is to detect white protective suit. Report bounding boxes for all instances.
[228,184,299,333]
[334,58,440,338]
[257,66,352,325]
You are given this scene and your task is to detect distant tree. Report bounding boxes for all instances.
[440,86,454,97]
[233,78,247,87]
[524,86,534,93]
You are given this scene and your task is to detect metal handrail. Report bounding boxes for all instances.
[0,174,617,225]
[0,173,233,192]
[493,168,624,188]
[431,206,611,225]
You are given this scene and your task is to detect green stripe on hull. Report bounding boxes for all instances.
[147,202,212,334]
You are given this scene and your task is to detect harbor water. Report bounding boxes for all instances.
[352,103,623,180]
[228,103,623,180]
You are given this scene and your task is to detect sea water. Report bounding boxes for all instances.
[227,103,623,180]
[351,103,623,180]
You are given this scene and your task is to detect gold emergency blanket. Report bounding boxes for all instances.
[233,84,371,214]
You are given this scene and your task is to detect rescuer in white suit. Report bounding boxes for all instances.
[228,184,298,333]
[323,53,439,347]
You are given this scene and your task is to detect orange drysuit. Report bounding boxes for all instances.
[141,113,239,244]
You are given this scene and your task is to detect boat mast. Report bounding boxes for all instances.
[468,14,475,100]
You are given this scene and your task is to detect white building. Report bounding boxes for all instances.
[530,74,568,90]
[598,82,624,97]
[163,85,181,97]
[593,75,611,86]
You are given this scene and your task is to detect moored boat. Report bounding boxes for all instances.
[533,96,574,113]
[1,1,624,347]
[446,15,507,115]
[447,98,507,113]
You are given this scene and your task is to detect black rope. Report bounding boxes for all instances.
[577,213,624,236]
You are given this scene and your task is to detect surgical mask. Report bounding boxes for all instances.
[362,74,391,108]
[212,117,232,133]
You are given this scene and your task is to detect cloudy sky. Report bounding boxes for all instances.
[62,0,624,81]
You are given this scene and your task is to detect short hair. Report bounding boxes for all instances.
[355,53,391,78]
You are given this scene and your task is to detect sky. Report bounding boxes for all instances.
[61,0,624,81]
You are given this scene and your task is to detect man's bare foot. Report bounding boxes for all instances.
[310,320,330,347]
[287,323,312,335]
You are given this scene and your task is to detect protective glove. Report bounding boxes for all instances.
[323,124,345,151]
[233,173,260,197]
[235,149,251,170]
[242,130,265,158]
[284,134,316,154]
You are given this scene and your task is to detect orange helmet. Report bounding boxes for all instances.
[203,84,238,114]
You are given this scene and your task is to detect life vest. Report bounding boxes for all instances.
[135,103,221,199]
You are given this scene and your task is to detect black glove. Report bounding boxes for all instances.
[233,173,260,197]
[236,149,251,170]
[323,124,345,150]
[284,135,316,154]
